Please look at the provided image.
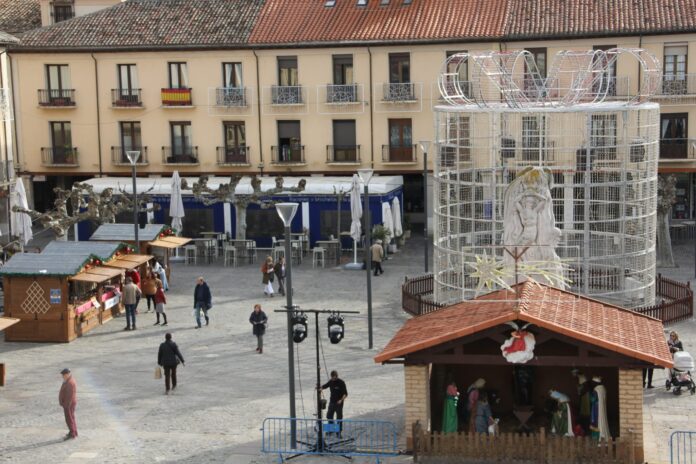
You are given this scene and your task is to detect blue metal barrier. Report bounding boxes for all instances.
[261,417,399,463]
[671,431,696,464]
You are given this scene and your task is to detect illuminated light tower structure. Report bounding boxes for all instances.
[432,48,661,308]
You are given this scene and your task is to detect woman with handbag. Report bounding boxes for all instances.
[249,304,268,354]
[262,256,275,297]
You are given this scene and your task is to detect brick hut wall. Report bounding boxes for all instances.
[619,368,644,463]
[404,364,431,449]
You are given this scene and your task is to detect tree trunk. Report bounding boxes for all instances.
[656,210,675,267]
[235,204,247,240]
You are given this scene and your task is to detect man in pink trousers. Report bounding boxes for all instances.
[58,368,77,440]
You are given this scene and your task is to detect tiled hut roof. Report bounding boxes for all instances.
[0,0,40,35]
[375,282,673,368]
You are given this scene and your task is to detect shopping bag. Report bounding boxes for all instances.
[154,366,162,380]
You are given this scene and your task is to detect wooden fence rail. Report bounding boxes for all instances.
[403,273,693,323]
[412,422,634,464]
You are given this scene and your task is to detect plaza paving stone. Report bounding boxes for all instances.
[1,238,695,463]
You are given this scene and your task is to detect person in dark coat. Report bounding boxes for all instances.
[157,333,185,394]
[273,256,287,296]
[319,370,348,435]
[193,276,212,328]
[249,304,268,354]
[58,368,78,440]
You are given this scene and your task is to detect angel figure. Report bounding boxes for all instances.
[500,321,536,364]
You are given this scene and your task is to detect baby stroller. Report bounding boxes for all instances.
[665,351,696,395]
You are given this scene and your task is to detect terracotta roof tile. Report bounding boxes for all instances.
[375,282,673,368]
[0,0,40,35]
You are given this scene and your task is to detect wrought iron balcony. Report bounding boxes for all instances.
[111,89,143,107]
[41,147,78,166]
[326,84,359,104]
[382,82,416,102]
[327,145,360,163]
[216,146,249,165]
[161,88,192,106]
[38,89,75,107]
[271,145,305,164]
[382,144,417,163]
[271,85,304,105]
[215,87,247,107]
[111,146,148,165]
[161,146,199,164]
[657,74,696,96]
[660,138,696,160]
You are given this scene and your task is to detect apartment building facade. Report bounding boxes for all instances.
[6,0,696,223]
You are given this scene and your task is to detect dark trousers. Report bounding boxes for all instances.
[642,368,654,387]
[145,294,156,310]
[372,261,383,276]
[125,304,137,328]
[63,404,77,437]
[327,401,344,432]
[164,366,177,391]
[277,277,286,295]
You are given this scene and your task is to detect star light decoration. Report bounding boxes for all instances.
[467,251,573,297]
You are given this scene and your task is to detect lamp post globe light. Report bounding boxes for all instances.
[275,202,299,448]
[126,150,141,252]
[356,168,374,349]
[418,141,431,273]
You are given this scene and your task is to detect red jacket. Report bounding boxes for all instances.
[154,287,167,305]
[59,376,77,408]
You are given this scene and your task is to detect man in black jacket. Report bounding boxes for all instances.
[193,276,212,328]
[158,333,185,394]
[319,370,348,435]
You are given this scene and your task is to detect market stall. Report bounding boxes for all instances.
[0,317,19,385]
[104,253,154,284]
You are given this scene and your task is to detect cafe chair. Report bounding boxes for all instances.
[312,247,325,268]
[223,244,237,267]
[184,245,197,265]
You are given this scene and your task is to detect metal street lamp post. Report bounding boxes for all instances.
[357,168,374,349]
[275,202,299,448]
[126,151,141,252]
[419,141,431,273]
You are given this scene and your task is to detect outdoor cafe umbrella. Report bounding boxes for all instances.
[348,174,362,266]
[170,171,185,234]
[392,196,403,238]
[11,179,32,245]
[382,201,394,255]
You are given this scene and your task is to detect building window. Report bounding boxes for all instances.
[223,121,246,162]
[246,208,284,239]
[590,114,617,159]
[52,2,74,23]
[332,120,357,162]
[223,62,243,88]
[593,45,617,96]
[46,64,71,92]
[387,118,413,162]
[170,122,193,156]
[277,120,302,162]
[522,116,545,161]
[664,44,688,94]
[389,53,410,83]
[525,48,547,78]
[660,113,688,160]
[278,56,298,86]
[118,64,138,92]
[50,121,73,163]
[524,48,547,97]
[120,121,142,152]
[168,62,189,89]
[446,50,469,96]
[333,55,353,85]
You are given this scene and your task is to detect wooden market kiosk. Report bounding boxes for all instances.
[0,241,135,342]
[375,282,674,463]
[89,223,191,280]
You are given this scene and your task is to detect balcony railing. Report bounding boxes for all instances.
[660,138,696,160]
[327,145,360,163]
[271,145,305,164]
[215,87,247,107]
[162,146,199,164]
[658,74,696,96]
[161,88,192,106]
[271,85,304,105]
[38,89,75,107]
[41,147,78,166]
[382,82,416,102]
[326,84,359,104]
[111,146,149,165]
[382,144,417,163]
[216,146,249,165]
[111,89,143,107]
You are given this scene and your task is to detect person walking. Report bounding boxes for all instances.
[274,256,287,296]
[370,240,384,276]
[58,368,78,440]
[157,333,185,395]
[122,276,141,331]
[249,304,268,354]
[142,270,160,313]
[193,277,212,329]
[262,256,275,297]
[154,280,168,326]
[152,258,169,291]
[319,370,348,436]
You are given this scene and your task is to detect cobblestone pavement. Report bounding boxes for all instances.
[0,240,422,464]
[1,238,695,463]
